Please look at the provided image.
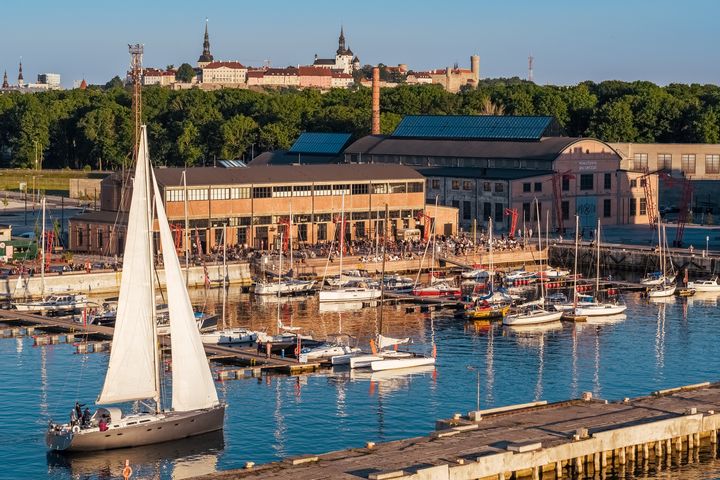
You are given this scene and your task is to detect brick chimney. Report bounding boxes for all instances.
[372,66,380,135]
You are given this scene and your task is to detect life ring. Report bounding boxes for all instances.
[72,425,80,433]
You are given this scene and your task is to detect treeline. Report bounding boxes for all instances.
[1,78,719,170]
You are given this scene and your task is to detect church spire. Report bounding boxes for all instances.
[198,18,214,65]
[337,26,347,55]
[2,70,8,89]
[17,60,24,87]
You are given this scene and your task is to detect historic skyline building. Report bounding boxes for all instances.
[312,27,360,75]
[197,19,214,68]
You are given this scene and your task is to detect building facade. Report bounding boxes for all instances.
[69,164,458,255]
[201,62,247,85]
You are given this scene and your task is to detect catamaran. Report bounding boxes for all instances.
[46,126,224,452]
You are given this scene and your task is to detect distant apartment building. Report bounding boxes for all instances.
[201,61,247,85]
[405,55,480,93]
[37,73,61,89]
[142,68,176,86]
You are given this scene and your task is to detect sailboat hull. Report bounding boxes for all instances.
[46,405,225,452]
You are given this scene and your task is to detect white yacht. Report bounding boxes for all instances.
[14,294,90,314]
[687,276,720,292]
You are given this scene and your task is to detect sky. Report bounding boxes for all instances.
[0,0,718,88]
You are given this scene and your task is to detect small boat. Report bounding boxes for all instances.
[687,276,720,292]
[300,343,362,361]
[383,274,414,294]
[200,328,257,345]
[370,356,436,372]
[677,287,696,297]
[461,268,487,279]
[503,304,564,326]
[465,301,510,320]
[325,269,373,287]
[412,281,461,297]
[641,272,676,286]
[319,283,381,302]
[647,283,676,298]
[14,294,90,314]
[254,279,315,296]
[539,268,570,279]
[574,302,627,316]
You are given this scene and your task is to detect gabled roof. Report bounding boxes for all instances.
[289,132,352,155]
[417,167,554,180]
[299,66,333,76]
[313,58,336,66]
[391,115,562,141]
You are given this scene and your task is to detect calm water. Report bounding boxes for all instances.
[3,288,720,480]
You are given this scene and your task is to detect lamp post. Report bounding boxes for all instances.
[467,365,480,411]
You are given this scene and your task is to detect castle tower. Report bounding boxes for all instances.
[470,54,480,83]
[2,71,8,89]
[17,61,24,87]
[197,19,214,67]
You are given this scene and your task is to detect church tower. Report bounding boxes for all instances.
[2,71,8,89]
[197,19,214,67]
[17,61,24,87]
[335,26,354,74]
[337,26,347,55]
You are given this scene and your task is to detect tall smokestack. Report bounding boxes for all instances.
[372,66,380,135]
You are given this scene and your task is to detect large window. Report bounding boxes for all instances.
[483,202,492,221]
[317,223,327,241]
[522,183,531,193]
[408,182,424,193]
[681,154,696,174]
[272,186,292,198]
[495,183,504,193]
[333,184,350,195]
[603,199,611,218]
[658,153,672,171]
[388,182,406,194]
[463,181,473,191]
[561,201,569,220]
[580,174,594,191]
[630,198,637,216]
[372,183,388,194]
[639,198,647,216]
[292,185,311,197]
[211,188,230,200]
[314,184,332,196]
[351,184,369,195]
[463,201,472,220]
[252,187,271,198]
[451,180,460,190]
[483,182,491,192]
[188,188,208,201]
[523,202,531,222]
[706,154,720,174]
[231,187,250,199]
[534,182,542,192]
[604,173,611,190]
[562,176,570,191]
[633,153,648,171]
[166,189,185,202]
[494,203,504,222]
[431,179,440,190]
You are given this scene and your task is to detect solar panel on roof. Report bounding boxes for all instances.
[391,115,554,141]
[288,132,352,155]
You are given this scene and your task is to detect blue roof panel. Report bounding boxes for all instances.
[289,132,352,155]
[391,115,555,141]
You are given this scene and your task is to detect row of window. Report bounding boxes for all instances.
[633,153,720,174]
[428,179,505,193]
[453,200,505,223]
[166,182,424,202]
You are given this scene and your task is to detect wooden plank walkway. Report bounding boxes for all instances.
[196,382,720,480]
[0,309,321,375]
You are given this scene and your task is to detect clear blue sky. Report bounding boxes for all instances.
[1,0,717,87]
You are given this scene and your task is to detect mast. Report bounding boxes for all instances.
[40,196,46,297]
[535,199,544,301]
[339,193,345,283]
[596,219,601,296]
[379,204,389,335]
[430,195,439,280]
[488,217,493,291]
[183,170,189,286]
[222,223,227,330]
[573,215,579,309]
[277,231,282,331]
[289,202,293,278]
[657,217,663,277]
[146,144,161,412]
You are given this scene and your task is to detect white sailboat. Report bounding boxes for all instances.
[46,126,224,452]
[504,199,562,326]
[319,193,380,302]
[647,223,676,298]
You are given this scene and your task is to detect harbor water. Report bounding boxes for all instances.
[3,288,720,479]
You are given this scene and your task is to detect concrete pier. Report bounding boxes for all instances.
[197,382,720,480]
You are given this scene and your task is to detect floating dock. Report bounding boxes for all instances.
[197,381,720,480]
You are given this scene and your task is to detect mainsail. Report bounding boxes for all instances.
[151,165,219,412]
[98,126,157,404]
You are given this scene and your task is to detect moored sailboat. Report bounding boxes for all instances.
[46,126,224,452]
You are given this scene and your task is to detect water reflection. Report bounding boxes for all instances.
[47,430,224,479]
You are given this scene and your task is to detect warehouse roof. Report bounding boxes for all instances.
[152,164,422,188]
[391,115,562,141]
[288,132,353,155]
[345,135,588,161]
[416,167,554,180]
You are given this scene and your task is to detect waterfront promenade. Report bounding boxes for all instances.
[198,381,720,480]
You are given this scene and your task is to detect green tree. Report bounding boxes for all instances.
[104,76,124,90]
[220,114,258,159]
[176,121,203,166]
[258,122,298,151]
[77,103,132,170]
[586,98,638,142]
[6,95,50,167]
[176,63,196,83]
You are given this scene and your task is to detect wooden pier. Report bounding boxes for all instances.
[198,381,720,480]
[0,309,321,376]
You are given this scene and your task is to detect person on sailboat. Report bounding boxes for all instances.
[81,408,91,428]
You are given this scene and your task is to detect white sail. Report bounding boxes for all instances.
[378,334,410,350]
[151,166,219,412]
[97,127,157,405]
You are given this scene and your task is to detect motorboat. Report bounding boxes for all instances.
[46,126,224,452]
[319,283,381,302]
[687,276,720,292]
[325,269,373,287]
[300,343,362,361]
[200,328,257,345]
[461,268,487,279]
[540,268,570,279]
[14,294,90,314]
[412,281,461,297]
[383,274,414,294]
[465,301,510,320]
[370,355,436,372]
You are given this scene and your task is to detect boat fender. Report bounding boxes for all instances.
[72,425,80,434]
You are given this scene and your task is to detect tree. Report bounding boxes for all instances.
[258,122,298,151]
[586,98,638,142]
[176,121,203,166]
[77,103,132,170]
[104,76,124,90]
[220,114,258,159]
[175,64,196,83]
[6,95,50,167]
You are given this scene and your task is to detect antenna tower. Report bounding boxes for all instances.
[528,54,534,83]
[129,44,144,159]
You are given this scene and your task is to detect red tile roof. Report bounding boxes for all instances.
[203,61,246,69]
[298,66,332,77]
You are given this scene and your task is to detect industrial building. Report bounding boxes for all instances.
[68,163,458,256]
[343,115,656,233]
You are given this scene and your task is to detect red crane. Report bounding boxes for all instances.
[504,208,518,239]
[414,210,434,242]
[636,169,692,246]
[551,170,575,234]
[277,217,291,252]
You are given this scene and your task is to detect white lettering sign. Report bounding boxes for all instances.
[578,161,597,171]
